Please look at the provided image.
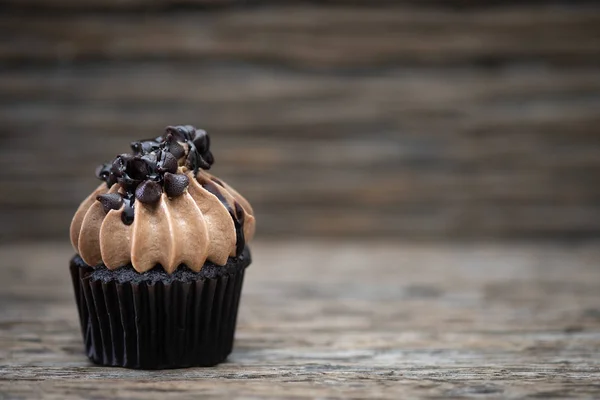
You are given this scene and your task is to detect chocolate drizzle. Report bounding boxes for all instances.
[232,202,246,256]
[200,179,246,256]
[211,177,225,187]
[92,125,246,257]
[121,194,135,225]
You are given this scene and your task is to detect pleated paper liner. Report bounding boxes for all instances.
[69,250,250,369]
[69,256,94,359]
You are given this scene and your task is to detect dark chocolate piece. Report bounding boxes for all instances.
[164,172,189,198]
[186,140,213,173]
[192,129,209,153]
[130,137,162,155]
[127,158,150,180]
[204,151,215,166]
[165,134,186,159]
[158,151,178,174]
[135,180,162,204]
[165,125,194,142]
[97,193,124,213]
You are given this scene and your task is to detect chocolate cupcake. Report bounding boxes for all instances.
[69,125,256,369]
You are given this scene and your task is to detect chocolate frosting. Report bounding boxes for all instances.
[70,126,256,273]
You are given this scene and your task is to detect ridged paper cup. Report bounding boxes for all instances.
[69,247,250,369]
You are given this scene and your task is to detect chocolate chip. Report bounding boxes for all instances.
[131,139,161,155]
[141,153,158,171]
[106,173,118,188]
[186,149,198,172]
[110,155,127,177]
[135,180,163,204]
[166,125,194,141]
[197,155,212,170]
[164,172,189,197]
[165,135,186,159]
[181,125,196,138]
[158,151,178,174]
[118,173,142,192]
[192,129,209,152]
[170,142,186,160]
[204,151,214,167]
[97,193,124,213]
[187,147,211,171]
[165,126,182,141]
[126,157,150,180]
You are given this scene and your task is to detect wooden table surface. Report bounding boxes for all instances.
[1,240,599,399]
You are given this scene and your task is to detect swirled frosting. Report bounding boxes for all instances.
[70,125,255,273]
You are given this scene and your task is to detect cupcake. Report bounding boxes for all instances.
[69,125,255,369]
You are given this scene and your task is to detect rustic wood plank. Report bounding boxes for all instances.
[1,241,599,398]
[1,62,599,240]
[1,6,599,67]
[1,2,599,241]
[2,0,595,11]
[3,64,600,105]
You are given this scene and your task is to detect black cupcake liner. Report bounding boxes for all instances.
[70,258,94,358]
[69,253,249,369]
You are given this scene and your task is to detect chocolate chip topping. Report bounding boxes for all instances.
[128,158,150,180]
[164,126,215,174]
[96,163,117,187]
[158,151,178,174]
[165,125,193,142]
[234,201,245,222]
[95,125,216,225]
[164,172,189,198]
[165,133,186,159]
[135,180,163,204]
[97,193,124,213]
[130,137,162,155]
[231,202,246,256]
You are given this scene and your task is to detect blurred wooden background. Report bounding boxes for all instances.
[1,0,599,241]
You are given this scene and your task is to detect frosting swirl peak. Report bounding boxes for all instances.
[70,126,255,273]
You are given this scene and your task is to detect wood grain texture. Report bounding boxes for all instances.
[2,7,600,67]
[0,1,599,241]
[1,240,600,398]
[2,0,597,12]
[2,64,599,240]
